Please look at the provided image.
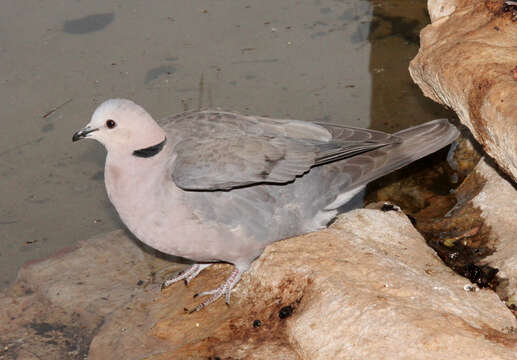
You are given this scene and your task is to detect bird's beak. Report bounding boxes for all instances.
[72,126,98,142]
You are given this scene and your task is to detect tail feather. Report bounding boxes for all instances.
[343,119,459,190]
[392,119,460,162]
[378,118,460,176]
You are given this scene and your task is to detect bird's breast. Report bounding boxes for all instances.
[102,155,244,261]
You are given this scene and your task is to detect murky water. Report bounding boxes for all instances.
[0,0,452,288]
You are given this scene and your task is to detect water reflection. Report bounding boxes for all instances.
[368,0,455,132]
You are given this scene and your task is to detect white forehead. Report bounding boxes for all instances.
[91,98,148,122]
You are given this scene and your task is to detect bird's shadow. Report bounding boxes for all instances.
[122,227,194,265]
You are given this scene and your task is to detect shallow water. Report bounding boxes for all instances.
[0,0,452,288]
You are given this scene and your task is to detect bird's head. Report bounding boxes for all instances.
[73,99,166,155]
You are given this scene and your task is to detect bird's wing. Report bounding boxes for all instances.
[167,111,400,190]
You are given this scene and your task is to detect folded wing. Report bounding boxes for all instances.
[170,112,401,190]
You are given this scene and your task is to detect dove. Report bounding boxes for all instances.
[73,99,459,312]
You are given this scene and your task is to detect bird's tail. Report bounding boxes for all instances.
[384,118,460,172]
[295,119,459,227]
[346,119,460,189]
[395,118,459,152]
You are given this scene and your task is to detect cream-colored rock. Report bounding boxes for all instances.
[471,159,517,306]
[88,210,517,359]
[410,0,517,182]
[0,231,181,359]
[279,211,517,359]
[2,211,517,359]
[428,0,458,21]
[15,230,179,328]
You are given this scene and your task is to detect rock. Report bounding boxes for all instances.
[0,231,182,359]
[407,156,517,308]
[0,290,93,359]
[2,210,517,359]
[409,0,517,182]
[427,0,468,22]
[89,209,517,359]
[472,159,517,311]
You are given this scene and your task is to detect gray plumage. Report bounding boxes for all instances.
[73,99,459,311]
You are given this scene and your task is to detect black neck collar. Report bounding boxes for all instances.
[133,137,167,158]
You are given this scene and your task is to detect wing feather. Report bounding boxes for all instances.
[168,111,399,190]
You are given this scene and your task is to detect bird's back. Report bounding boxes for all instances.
[163,111,459,251]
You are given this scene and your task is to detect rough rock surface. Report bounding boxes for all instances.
[427,0,472,22]
[472,159,517,309]
[410,0,517,181]
[2,210,517,359]
[0,231,182,359]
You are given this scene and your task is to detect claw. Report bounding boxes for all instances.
[187,268,243,313]
[161,263,212,290]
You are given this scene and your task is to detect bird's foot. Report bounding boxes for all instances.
[161,263,212,290]
[189,268,243,313]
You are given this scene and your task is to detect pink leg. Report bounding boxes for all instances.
[189,267,243,313]
[161,263,212,290]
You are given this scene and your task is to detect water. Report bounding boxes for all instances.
[0,0,452,289]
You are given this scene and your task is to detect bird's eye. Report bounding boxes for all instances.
[106,119,116,129]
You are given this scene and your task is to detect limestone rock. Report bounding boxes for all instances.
[89,210,517,359]
[405,156,517,315]
[0,231,181,359]
[2,211,517,359]
[472,159,517,309]
[410,0,517,181]
[427,0,470,22]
